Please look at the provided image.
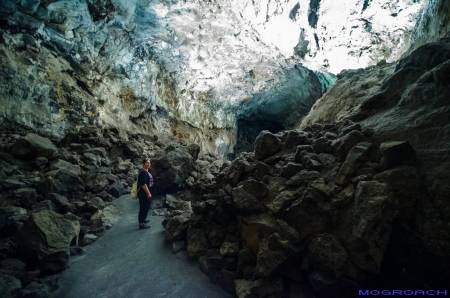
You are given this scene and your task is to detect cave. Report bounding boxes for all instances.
[0,0,450,297]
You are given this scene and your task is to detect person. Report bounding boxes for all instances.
[137,158,153,229]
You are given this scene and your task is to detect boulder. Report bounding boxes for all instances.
[107,181,124,198]
[85,173,109,193]
[187,226,210,259]
[340,181,396,272]
[35,178,67,196]
[90,205,121,229]
[151,146,196,193]
[164,211,192,242]
[254,131,281,160]
[332,130,365,162]
[37,251,70,276]
[9,133,57,158]
[49,159,81,175]
[231,186,265,214]
[55,169,85,192]
[14,210,80,259]
[335,142,372,185]
[308,233,348,278]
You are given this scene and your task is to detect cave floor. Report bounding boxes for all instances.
[53,195,233,298]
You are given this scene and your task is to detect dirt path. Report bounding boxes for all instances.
[54,195,234,298]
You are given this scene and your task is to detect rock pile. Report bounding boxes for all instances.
[0,123,196,297]
[163,121,420,297]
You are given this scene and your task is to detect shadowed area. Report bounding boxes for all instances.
[53,195,233,298]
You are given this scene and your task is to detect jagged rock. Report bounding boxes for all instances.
[267,189,302,215]
[379,141,416,170]
[207,255,236,270]
[9,133,57,159]
[187,226,210,259]
[308,269,337,292]
[341,181,395,272]
[107,181,124,198]
[236,248,257,279]
[164,211,192,242]
[220,241,239,257]
[207,223,227,248]
[90,205,120,229]
[219,270,236,294]
[35,178,67,196]
[13,188,40,209]
[0,273,22,298]
[50,159,81,175]
[1,179,26,190]
[254,131,281,160]
[82,152,101,168]
[284,131,309,149]
[82,233,98,246]
[312,137,332,154]
[254,162,270,181]
[332,130,365,162]
[286,170,321,187]
[235,278,284,298]
[186,144,200,160]
[308,234,348,278]
[37,251,69,276]
[232,186,265,214]
[152,145,196,193]
[242,179,268,199]
[54,169,85,192]
[0,258,26,279]
[330,184,355,208]
[335,142,372,185]
[32,200,56,212]
[279,162,304,179]
[17,281,50,298]
[254,233,299,279]
[14,210,80,259]
[0,207,27,238]
[85,173,109,193]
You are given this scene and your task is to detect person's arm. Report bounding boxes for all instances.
[142,184,152,198]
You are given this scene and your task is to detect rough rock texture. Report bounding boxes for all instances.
[299,37,450,288]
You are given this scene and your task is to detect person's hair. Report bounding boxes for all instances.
[142,158,150,164]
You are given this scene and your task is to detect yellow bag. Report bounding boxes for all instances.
[130,182,140,199]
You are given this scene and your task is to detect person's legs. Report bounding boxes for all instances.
[138,196,150,228]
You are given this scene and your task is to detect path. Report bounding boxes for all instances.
[54,195,234,298]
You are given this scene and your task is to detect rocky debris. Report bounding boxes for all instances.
[0,125,172,296]
[162,122,428,296]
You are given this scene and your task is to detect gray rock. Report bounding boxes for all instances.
[107,181,124,198]
[90,205,121,229]
[284,130,309,148]
[280,162,304,179]
[172,241,186,253]
[10,133,57,158]
[308,233,348,277]
[332,130,365,162]
[286,170,321,187]
[254,131,281,160]
[85,173,109,193]
[1,179,26,190]
[335,142,372,185]
[37,251,69,276]
[15,210,80,259]
[164,211,192,242]
[187,226,210,259]
[235,278,284,298]
[220,241,239,257]
[55,169,85,192]
[379,141,416,170]
[232,186,265,214]
[82,233,98,246]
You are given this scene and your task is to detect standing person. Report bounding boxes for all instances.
[137,158,153,229]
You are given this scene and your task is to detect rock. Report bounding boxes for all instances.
[284,131,309,148]
[32,200,56,212]
[0,258,26,279]
[0,273,22,298]
[50,159,81,175]
[235,278,284,298]
[330,184,355,208]
[242,179,268,199]
[164,211,192,242]
[207,223,227,248]
[219,270,236,294]
[37,251,69,276]
[55,169,85,192]
[379,141,416,170]
[85,173,109,193]
[9,133,57,158]
[267,189,302,215]
[152,146,196,193]
[220,241,239,257]
[0,207,27,238]
[90,205,121,229]
[294,145,315,162]
[308,269,337,292]
[333,130,365,162]
[207,255,236,270]
[280,162,304,179]
[1,179,26,190]
[254,162,270,181]
[232,186,265,214]
[187,226,210,259]
[186,144,200,159]
[35,177,67,197]
[286,170,321,187]
[31,157,48,170]
[254,233,298,278]
[335,142,372,185]
[341,181,395,272]
[308,233,348,278]
[312,137,332,153]
[172,241,186,253]
[14,210,80,259]
[254,131,281,160]
[13,188,40,209]
[115,158,134,173]
[82,233,98,246]
[107,181,124,198]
